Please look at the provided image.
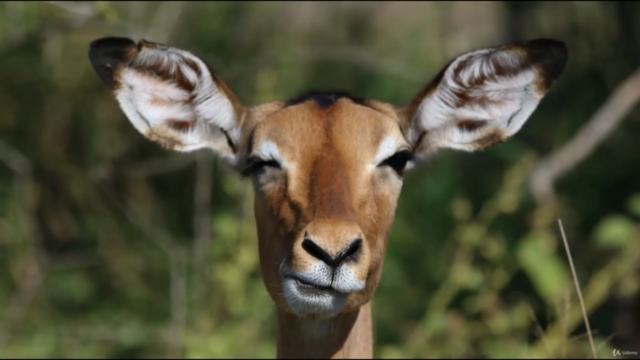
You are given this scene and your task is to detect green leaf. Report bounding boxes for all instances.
[95,1,119,23]
[517,231,571,305]
[627,194,640,217]
[594,214,635,248]
[424,311,446,335]
[480,338,528,359]
[47,271,96,308]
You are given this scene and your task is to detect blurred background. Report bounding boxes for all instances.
[1,1,639,358]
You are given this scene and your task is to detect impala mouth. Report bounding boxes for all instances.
[278,260,367,318]
[287,276,336,293]
[281,275,348,318]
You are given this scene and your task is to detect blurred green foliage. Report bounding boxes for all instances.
[1,1,639,358]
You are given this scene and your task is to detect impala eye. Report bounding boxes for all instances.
[379,150,414,176]
[241,156,281,177]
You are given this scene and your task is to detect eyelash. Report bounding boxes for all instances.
[241,157,281,177]
[378,150,414,176]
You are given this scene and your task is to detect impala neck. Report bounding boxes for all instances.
[276,301,373,359]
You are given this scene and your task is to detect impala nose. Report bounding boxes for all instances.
[302,237,363,268]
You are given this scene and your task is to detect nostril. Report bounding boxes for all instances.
[302,238,334,266]
[335,238,362,265]
[301,237,363,268]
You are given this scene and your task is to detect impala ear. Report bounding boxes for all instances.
[403,39,568,159]
[89,37,246,168]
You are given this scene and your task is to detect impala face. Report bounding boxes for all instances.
[89,37,567,319]
[249,95,409,318]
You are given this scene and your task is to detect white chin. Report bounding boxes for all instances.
[282,277,347,318]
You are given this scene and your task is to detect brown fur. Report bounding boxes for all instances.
[166,119,196,132]
[457,119,488,132]
[246,98,405,358]
[143,127,185,150]
[473,129,506,150]
[277,302,373,359]
[249,98,404,313]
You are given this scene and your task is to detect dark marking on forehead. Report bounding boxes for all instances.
[285,90,367,108]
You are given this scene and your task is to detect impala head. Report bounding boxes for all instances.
[89,37,567,320]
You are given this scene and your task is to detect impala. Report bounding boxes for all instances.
[89,36,567,358]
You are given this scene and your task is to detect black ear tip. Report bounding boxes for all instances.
[522,38,569,88]
[527,38,568,63]
[89,36,135,50]
[88,37,137,89]
[526,38,567,51]
[88,37,136,63]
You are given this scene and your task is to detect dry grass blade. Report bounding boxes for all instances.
[558,219,597,359]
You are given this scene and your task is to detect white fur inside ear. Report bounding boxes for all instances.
[410,47,544,156]
[113,44,239,154]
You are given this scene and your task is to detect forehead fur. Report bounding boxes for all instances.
[245,95,407,160]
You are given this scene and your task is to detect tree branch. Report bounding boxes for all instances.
[0,2,102,62]
[94,179,188,358]
[191,151,214,306]
[0,139,33,176]
[145,1,188,44]
[0,140,45,352]
[0,257,43,351]
[529,67,640,205]
[44,1,96,17]
[168,249,187,358]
